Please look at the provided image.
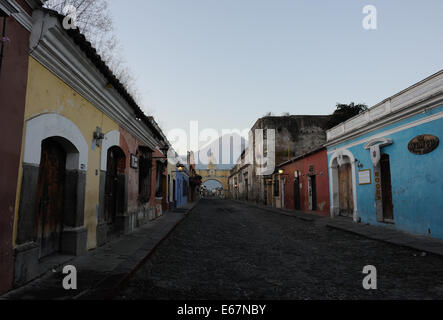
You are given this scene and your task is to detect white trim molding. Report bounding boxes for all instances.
[327,70,443,145]
[328,149,359,222]
[29,9,162,151]
[0,0,20,16]
[328,110,443,155]
[2,0,34,31]
[24,113,89,171]
[101,130,120,171]
[364,138,393,167]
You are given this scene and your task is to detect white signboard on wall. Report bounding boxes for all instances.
[358,169,372,185]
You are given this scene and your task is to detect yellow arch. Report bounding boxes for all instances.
[196,168,230,196]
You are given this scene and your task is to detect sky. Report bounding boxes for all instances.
[108,0,443,155]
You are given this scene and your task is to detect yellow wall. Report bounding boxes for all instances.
[13,57,119,250]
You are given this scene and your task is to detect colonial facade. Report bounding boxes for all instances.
[0,0,43,295]
[277,148,330,215]
[326,70,443,238]
[11,7,170,287]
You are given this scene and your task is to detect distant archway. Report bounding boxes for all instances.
[201,179,224,198]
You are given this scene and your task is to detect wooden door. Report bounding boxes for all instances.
[105,147,125,230]
[293,177,300,210]
[36,139,66,258]
[380,154,394,221]
[173,179,176,207]
[162,175,167,211]
[338,163,354,217]
[309,175,317,211]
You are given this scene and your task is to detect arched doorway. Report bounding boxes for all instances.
[202,179,224,198]
[15,114,88,286]
[329,150,358,221]
[104,146,126,236]
[338,162,353,217]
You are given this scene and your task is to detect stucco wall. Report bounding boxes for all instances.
[327,105,443,238]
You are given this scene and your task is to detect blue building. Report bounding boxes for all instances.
[326,70,443,239]
[174,170,189,208]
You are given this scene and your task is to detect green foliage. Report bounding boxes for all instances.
[327,102,368,129]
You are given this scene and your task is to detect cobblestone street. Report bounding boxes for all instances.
[116,199,443,300]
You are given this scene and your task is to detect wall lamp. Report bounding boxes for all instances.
[277,169,289,176]
[356,159,364,169]
[171,164,185,173]
[93,127,104,147]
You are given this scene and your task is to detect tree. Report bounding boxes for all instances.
[44,0,140,103]
[327,102,368,129]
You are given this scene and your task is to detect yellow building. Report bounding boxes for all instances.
[12,9,169,286]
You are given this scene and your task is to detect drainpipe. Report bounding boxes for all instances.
[0,16,7,76]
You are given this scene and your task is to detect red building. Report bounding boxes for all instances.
[278,147,330,216]
[0,0,43,294]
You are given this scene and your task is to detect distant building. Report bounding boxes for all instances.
[277,147,330,216]
[229,115,330,206]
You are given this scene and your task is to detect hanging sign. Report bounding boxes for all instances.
[408,135,439,155]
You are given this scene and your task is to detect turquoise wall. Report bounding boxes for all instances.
[327,105,443,238]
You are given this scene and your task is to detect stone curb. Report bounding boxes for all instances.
[326,221,443,257]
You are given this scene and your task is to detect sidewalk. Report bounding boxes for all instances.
[1,202,198,300]
[233,199,443,257]
[326,216,443,256]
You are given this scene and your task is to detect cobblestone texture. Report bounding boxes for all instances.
[116,199,443,300]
